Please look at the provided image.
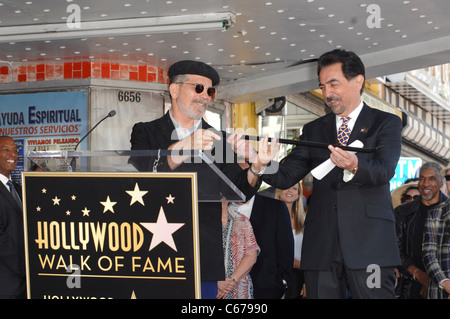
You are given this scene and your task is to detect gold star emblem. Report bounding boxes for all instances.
[100,196,117,213]
[126,183,148,206]
[140,206,184,252]
[166,194,175,204]
[82,207,90,216]
[52,196,61,205]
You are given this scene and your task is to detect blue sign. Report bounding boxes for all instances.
[390,157,422,191]
[0,90,88,182]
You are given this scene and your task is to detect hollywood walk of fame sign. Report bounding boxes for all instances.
[22,172,200,299]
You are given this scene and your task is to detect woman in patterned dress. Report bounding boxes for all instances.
[217,202,260,299]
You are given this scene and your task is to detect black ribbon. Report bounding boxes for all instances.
[224,132,378,153]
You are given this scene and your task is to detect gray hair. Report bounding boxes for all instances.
[169,74,190,86]
[420,162,443,182]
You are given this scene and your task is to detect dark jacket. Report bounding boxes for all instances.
[395,192,448,274]
[0,180,26,299]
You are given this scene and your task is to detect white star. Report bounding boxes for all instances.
[52,196,61,205]
[71,195,76,200]
[140,206,184,252]
[100,196,117,213]
[42,188,47,194]
[126,183,148,206]
[66,210,71,216]
[166,194,175,204]
[82,207,90,216]
[36,206,41,212]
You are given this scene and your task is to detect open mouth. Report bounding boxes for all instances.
[194,99,208,107]
[6,159,17,167]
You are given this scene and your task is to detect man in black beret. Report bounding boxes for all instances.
[129,60,275,298]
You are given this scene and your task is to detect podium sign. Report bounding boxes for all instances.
[22,172,200,299]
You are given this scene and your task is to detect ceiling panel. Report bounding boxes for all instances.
[0,0,449,102]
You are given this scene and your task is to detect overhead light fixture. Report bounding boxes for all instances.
[0,12,236,43]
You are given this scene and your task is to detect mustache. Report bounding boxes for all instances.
[326,96,342,103]
[193,98,208,107]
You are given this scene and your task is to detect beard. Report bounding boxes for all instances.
[420,187,436,201]
[178,98,208,120]
[325,96,347,115]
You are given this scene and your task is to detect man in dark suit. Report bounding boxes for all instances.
[0,135,26,299]
[129,60,267,298]
[249,49,402,298]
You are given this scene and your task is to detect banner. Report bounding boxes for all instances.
[22,172,200,299]
[0,90,88,180]
[390,157,422,191]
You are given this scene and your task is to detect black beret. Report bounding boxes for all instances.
[168,60,220,86]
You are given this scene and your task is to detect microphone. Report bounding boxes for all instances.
[69,110,116,171]
[75,110,116,151]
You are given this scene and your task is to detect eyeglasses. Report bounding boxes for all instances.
[445,175,450,181]
[176,82,216,99]
[404,194,419,201]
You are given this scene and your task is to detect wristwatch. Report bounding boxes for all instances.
[249,165,266,177]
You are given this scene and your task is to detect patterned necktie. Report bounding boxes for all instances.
[337,116,351,146]
[7,180,22,208]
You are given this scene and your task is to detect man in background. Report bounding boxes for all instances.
[395,162,447,298]
[0,136,26,299]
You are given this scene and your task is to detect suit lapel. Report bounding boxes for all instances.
[157,111,178,143]
[0,182,22,211]
[348,103,372,146]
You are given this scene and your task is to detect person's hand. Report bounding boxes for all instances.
[328,145,358,172]
[252,135,279,171]
[168,129,221,168]
[441,279,450,299]
[217,278,236,299]
[300,284,307,299]
[411,268,430,298]
[184,129,221,151]
[227,132,257,162]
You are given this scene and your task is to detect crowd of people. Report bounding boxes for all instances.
[1,49,450,299]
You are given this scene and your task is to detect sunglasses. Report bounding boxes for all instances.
[404,194,419,201]
[177,82,216,99]
[446,175,450,181]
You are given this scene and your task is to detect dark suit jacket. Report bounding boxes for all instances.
[395,192,448,274]
[0,180,26,299]
[129,111,261,281]
[263,103,402,270]
[249,194,294,299]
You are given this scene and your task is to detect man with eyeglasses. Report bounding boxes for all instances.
[129,60,275,298]
[395,162,448,299]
